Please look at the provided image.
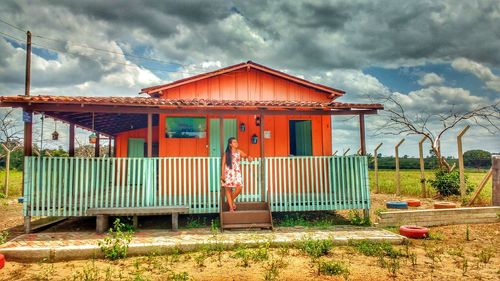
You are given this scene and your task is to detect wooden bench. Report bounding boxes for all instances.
[86,206,189,233]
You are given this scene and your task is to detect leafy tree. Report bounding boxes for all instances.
[463,150,491,169]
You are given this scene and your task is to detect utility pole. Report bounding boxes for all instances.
[25,31,31,96]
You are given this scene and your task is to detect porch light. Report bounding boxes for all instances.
[51,121,59,140]
[89,132,97,144]
[255,116,261,126]
[251,134,258,144]
[240,122,246,132]
[51,131,59,141]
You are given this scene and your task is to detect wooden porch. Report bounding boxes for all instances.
[23,155,370,217]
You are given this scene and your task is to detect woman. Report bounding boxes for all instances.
[221,137,252,212]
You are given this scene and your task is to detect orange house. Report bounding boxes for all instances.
[1,61,383,231]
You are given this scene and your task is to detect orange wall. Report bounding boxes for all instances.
[160,68,331,102]
[154,114,331,157]
[115,126,159,157]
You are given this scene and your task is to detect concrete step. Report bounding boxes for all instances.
[222,223,273,230]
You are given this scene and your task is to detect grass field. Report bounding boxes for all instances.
[369,169,492,203]
[0,169,493,202]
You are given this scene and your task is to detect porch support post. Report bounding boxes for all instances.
[359,114,366,156]
[23,109,33,234]
[95,133,100,157]
[69,123,75,157]
[108,137,112,157]
[219,117,224,216]
[147,113,152,157]
[259,113,266,202]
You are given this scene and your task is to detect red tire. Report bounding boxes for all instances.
[0,253,5,269]
[399,225,429,239]
[434,202,456,209]
[405,199,421,207]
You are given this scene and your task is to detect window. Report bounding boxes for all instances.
[289,120,312,156]
[165,117,207,138]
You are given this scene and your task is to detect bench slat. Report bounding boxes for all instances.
[87,206,188,216]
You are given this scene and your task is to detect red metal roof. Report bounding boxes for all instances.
[0,95,383,110]
[141,61,345,96]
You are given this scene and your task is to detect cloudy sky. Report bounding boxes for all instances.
[0,0,499,156]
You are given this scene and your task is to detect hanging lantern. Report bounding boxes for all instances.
[239,122,246,132]
[52,121,59,140]
[251,134,258,144]
[255,116,261,126]
[89,132,97,144]
[89,112,97,144]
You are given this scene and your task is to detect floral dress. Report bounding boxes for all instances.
[224,150,243,187]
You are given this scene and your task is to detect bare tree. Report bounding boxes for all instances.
[0,108,23,150]
[378,96,499,172]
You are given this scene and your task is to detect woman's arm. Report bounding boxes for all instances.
[238,149,252,161]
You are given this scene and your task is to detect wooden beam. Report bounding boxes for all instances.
[359,114,366,155]
[3,103,379,116]
[95,133,100,157]
[395,139,405,196]
[468,168,493,206]
[418,136,427,198]
[457,125,470,198]
[259,113,265,201]
[374,143,383,193]
[23,110,32,157]
[69,123,75,157]
[147,113,152,157]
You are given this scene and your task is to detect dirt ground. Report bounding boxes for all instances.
[0,223,498,281]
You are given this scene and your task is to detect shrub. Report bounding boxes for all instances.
[348,210,370,226]
[319,260,349,276]
[98,218,133,260]
[297,237,333,258]
[352,240,400,257]
[0,192,6,199]
[429,170,472,196]
[0,230,8,244]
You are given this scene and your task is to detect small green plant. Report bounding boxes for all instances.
[352,240,401,257]
[250,241,270,261]
[462,257,469,276]
[318,260,349,277]
[465,225,471,241]
[427,231,445,241]
[194,252,208,268]
[297,237,334,258]
[409,252,417,267]
[0,192,6,199]
[233,246,252,267]
[375,207,387,217]
[386,255,400,278]
[185,217,207,228]
[0,230,9,244]
[424,245,444,270]
[72,260,100,281]
[98,218,133,260]
[476,248,494,264]
[263,257,287,281]
[447,245,464,257]
[167,271,189,281]
[348,210,370,226]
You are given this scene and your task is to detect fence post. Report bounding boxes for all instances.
[342,148,350,156]
[332,150,338,156]
[395,139,405,196]
[457,125,470,198]
[493,156,500,206]
[1,144,11,197]
[418,137,427,198]
[374,143,383,193]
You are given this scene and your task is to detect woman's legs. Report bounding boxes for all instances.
[232,185,242,202]
[224,187,235,212]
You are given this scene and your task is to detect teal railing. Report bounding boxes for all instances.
[23,156,369,217]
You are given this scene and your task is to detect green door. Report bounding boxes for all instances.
[209,119,237,157]
[290,120,312,156]
[128,138,145,157]
[209,119,237,191]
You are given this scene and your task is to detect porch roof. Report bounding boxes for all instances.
[0,95,383,136]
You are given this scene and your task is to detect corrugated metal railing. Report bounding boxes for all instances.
[23,156,369,217]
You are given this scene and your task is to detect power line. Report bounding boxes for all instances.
[0,30,25,43]
[0,17,26,33]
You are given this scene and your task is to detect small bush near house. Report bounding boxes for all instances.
[0,230,9,244]
[98,218,134,260]
[296,237,334,258]
[429,170,472,197]
[319,260,350,277]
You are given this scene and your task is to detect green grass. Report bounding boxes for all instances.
[369,169,492,201]
[0,169,23,198]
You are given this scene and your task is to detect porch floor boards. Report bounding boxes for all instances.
[0,226,406,262]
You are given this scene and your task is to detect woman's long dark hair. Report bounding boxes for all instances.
[225,137,236,169]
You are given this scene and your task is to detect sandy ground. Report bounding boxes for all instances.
[0,223,498,281]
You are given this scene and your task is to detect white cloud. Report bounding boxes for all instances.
[418,73,444,86]
[452,58,500,92]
